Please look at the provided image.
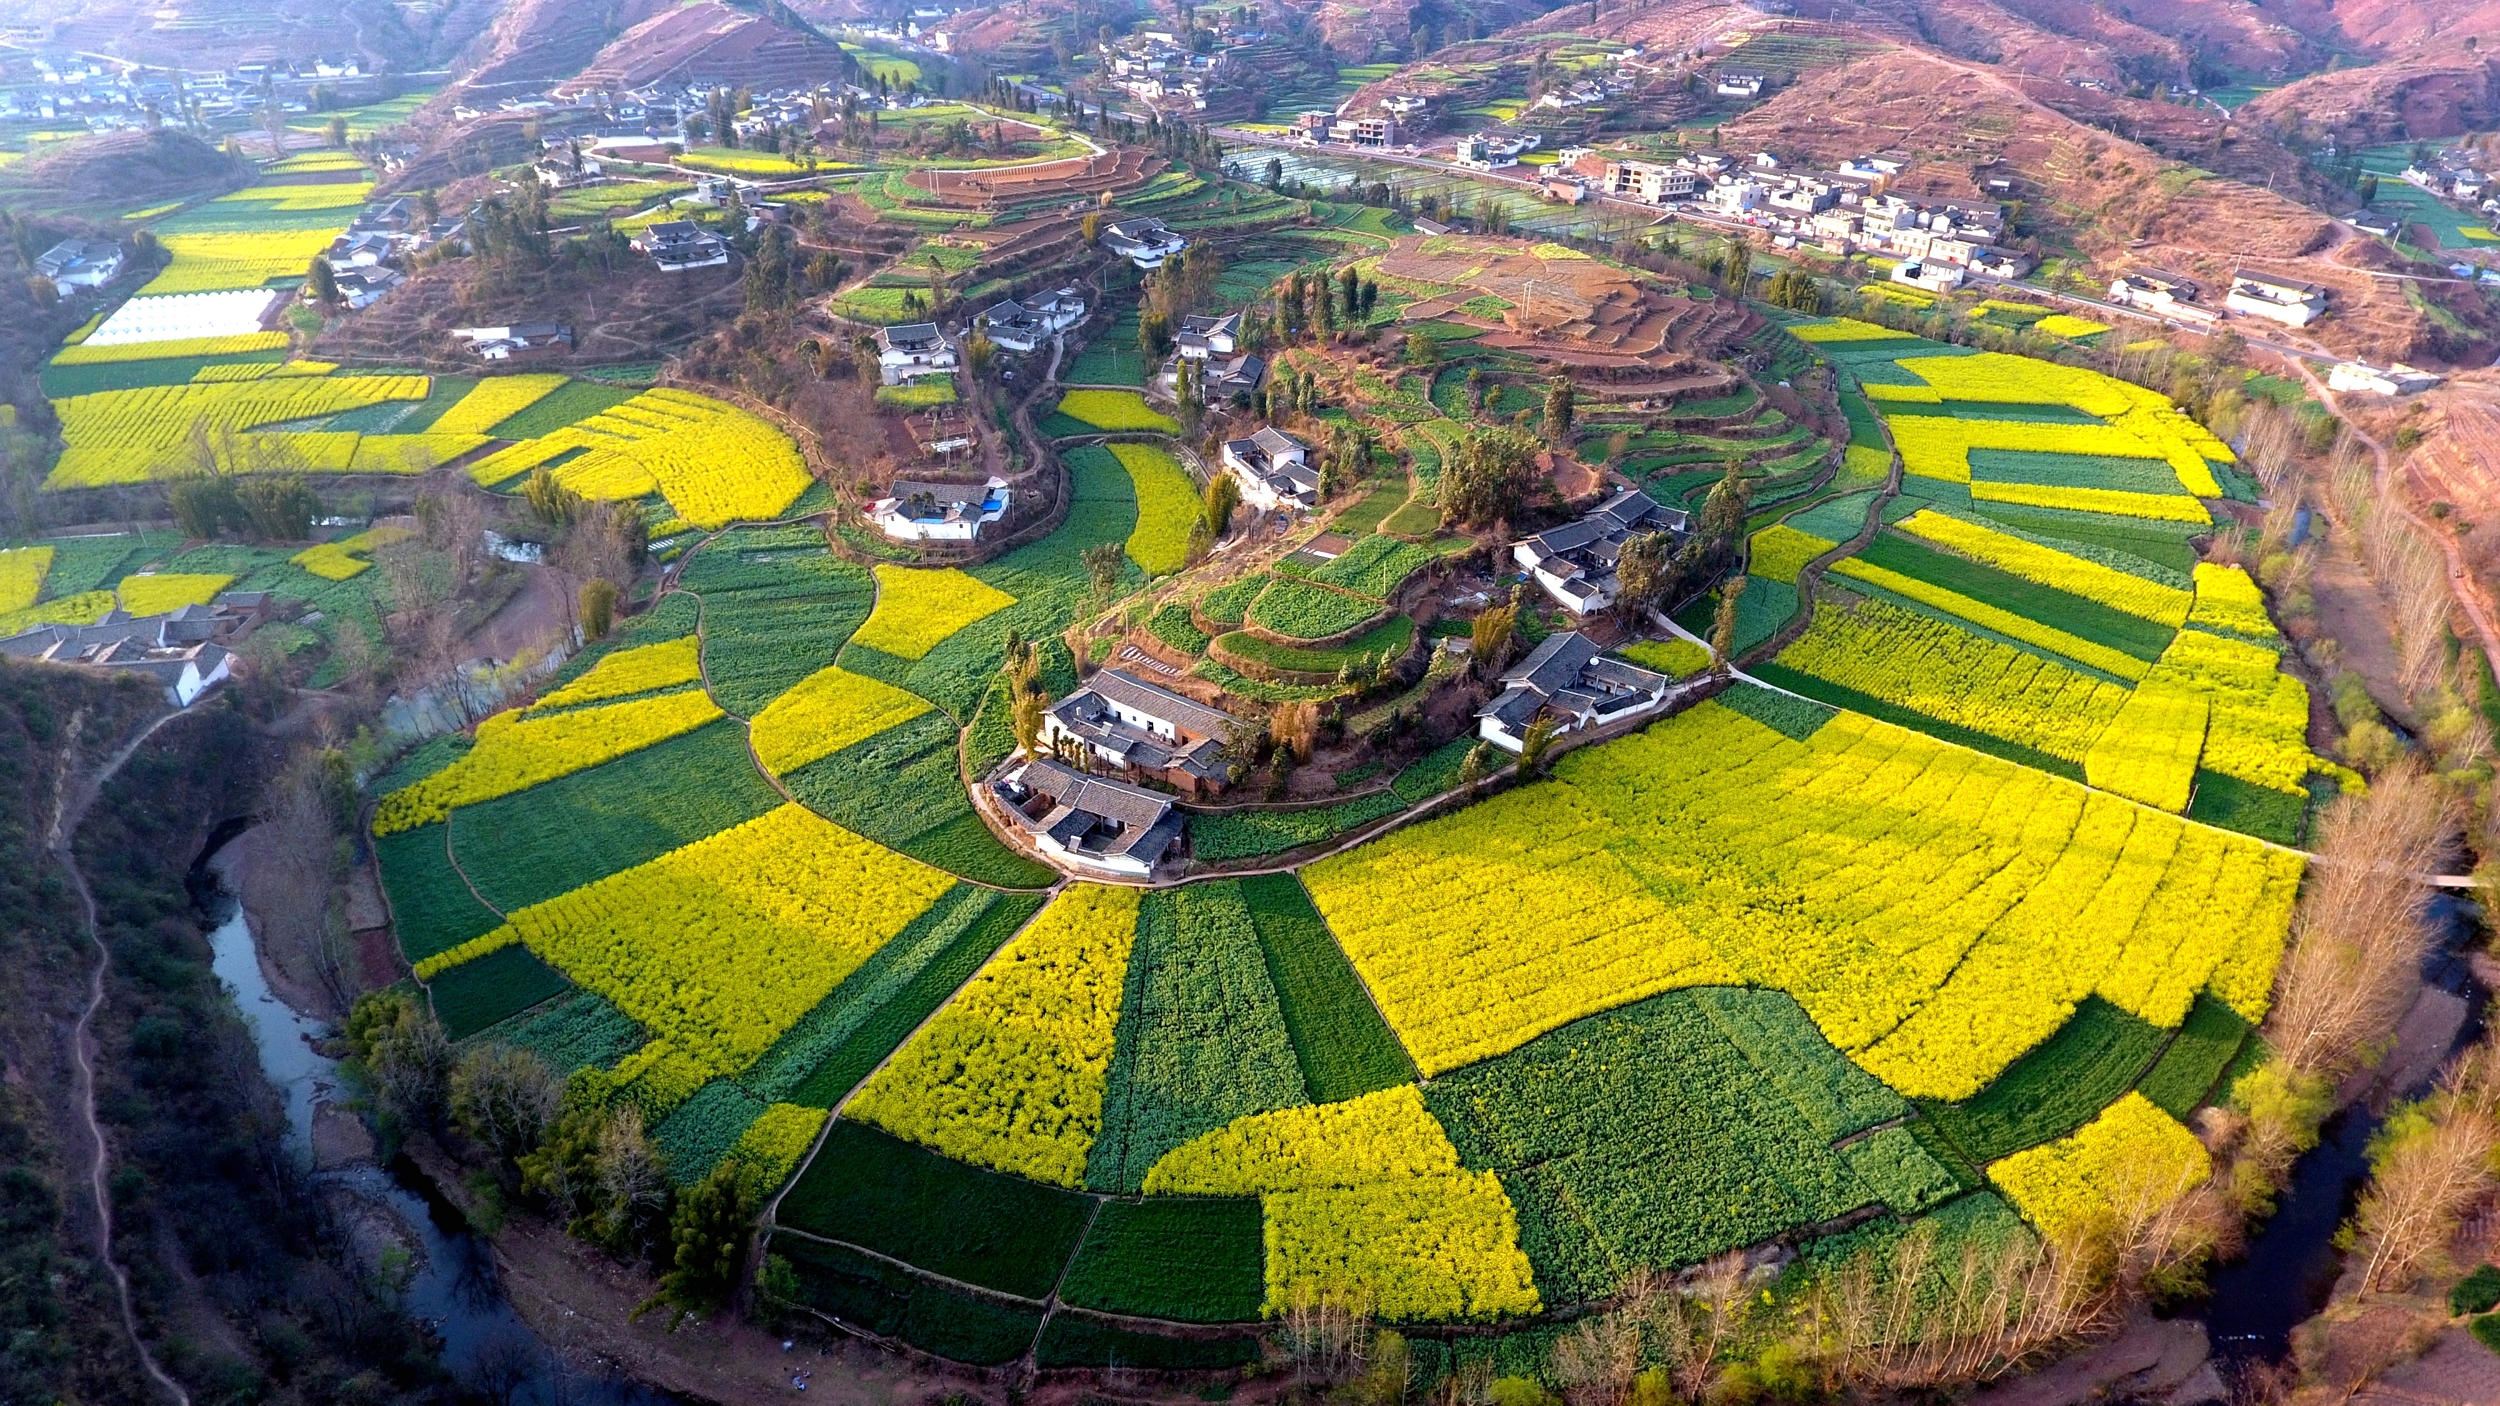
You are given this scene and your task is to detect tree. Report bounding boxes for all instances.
[1543,376,1575,448]
[1517,714,1562,774]
[1709,575,1748,679]
[1081,540,1126,600]
[523,465,581,525]
[449,1046,561,1162]
[1403,332,1439,369]
[1203,469,1240,537]
[1139,309,1174,359]
[346,989,451,1134]
[1470,595,1520,677]
[235,474,317,540]
[1613,530,1668,624]
[580,578,619,640]
[305,256,339,306]
[639,1164,758,1323]
[1442,426,1540,528]
[966,330,996,374]
[1264,156,1284,188]
[326,114,349,148]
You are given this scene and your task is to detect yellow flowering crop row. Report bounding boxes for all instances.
[1970,479,2212,524]
[2141,630,2320,794]
[724,1103,829,1199]
[1749,524,1837,584]
[467,387,812,528]
[291,525,412,581]
[1306,701,2304,1098]
[119,573,233,615]
[484,805,953,1083]
[850,565,1017,660]
[748,664,933,775]
[48,376,431,487]
[0,591,115,637]
[1787,317,1913,343]
[1884,415,2209,508]
[212,181,373,209]
[1139,1088,1539,1322]
[1053,388,1182,433]
[529,637,703,712]
[346,434,490,474]
[1778,594,2129,762]
[1144,1087,1463,1195]
[1265,1173,1543,1322]
[1988,1093,2209,1244]
[140,229,344,295]
[2186,564,2277,639]
[372,689,723,833]
[1828,558,2151,681]
[2082,683,2209,813]
[0,546,53,612]
[849,885,1142,1188]
[2034,315,2112,339]
[1893,509,2191,626]
[53,331,290,365]
[1891,353,2233,494]
[430,375,569,437]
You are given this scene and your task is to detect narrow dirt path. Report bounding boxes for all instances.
[48,704,198,1406]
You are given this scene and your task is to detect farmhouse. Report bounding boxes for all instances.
[1476,631,1672,753]
[867,477,1010,541]
[1221,427,1319,511]
[875,323,959,384]
[453,323,574,361]
[978,287,1086,352]
[1513,488,1691,614]
[2327,361,2442,395]
[1099,216,1187,271]
[35,238,122,295]
[0,592,271,707]
[1176,311,1240,359]
[2107,270,2216,325]
[2226,270,2328,327]
[634,220,729,271]
[330,268,404,310]
[1040,668,1235,796]
[992,758,1184,877]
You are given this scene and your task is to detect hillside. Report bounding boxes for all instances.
[555,0,858,97]
[1720,47,2500,363]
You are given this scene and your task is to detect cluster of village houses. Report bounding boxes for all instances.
[0,51,368,134]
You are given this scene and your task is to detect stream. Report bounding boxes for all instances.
[2197,892,2489,1363]
[194,844,676,1405]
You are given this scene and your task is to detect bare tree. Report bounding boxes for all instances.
[258,747,357,1010]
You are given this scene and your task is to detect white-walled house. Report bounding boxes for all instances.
[1221,427,1318,511]
[1039,669,1234,796]
[867,478,1011,541]
[1513,489,1690,614]
[1100,217,1187,270]
[1475,632,1671,752]
[876,322,958,384]
[980,288,1086,352]
[2226,270,2328,327]
[991,759,1183,877]
[35,238,122,295]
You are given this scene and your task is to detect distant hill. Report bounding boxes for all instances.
[23,131,254,202]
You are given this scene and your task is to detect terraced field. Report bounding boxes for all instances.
[366,311,2317,1371]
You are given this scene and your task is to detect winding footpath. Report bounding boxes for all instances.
[47,704,197,1406]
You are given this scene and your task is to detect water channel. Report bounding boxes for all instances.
[193,840,676,1405]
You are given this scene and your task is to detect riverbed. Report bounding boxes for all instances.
[201,857,676,1405]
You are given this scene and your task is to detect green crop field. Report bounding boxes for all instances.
[339,231,2336,1382]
